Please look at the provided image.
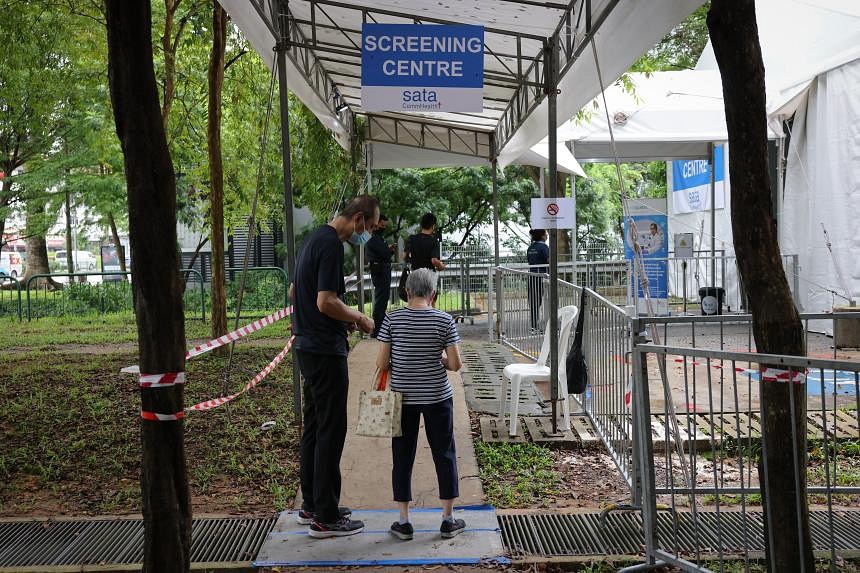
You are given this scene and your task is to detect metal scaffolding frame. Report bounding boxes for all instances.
[235,0,649,421]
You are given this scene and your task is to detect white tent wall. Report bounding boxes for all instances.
[779,58,860,331]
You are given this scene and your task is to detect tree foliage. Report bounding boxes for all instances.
[0,1,91,241]
[372,166,538,246]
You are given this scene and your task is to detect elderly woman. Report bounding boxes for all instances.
[375,268,464,540]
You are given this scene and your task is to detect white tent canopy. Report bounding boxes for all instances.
[363,139,585,176]
[519,141,586,177]
[558,70,781,163]
[696,0,860,119]
[219,0,702,167]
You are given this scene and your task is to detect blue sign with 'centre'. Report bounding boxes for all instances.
[361,24,484,113]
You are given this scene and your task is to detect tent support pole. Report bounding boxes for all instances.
[276,0,301,421]
[356,137,365,321]
[709,142,716,285]
[491,135,502,340]
[492,160,500,269]
[546,36,560,435]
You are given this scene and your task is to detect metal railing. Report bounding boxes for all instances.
[23,270,206,322]
[351,259,491,321]
[224,266,289,316]
[0,275,22,319]
[492,266,860,570]
[493,266,639,493]
[624,312,860,572]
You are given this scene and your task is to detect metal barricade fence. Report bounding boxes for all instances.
[22,270,206,321]
[625,312,860,573]
[493,253,800,317]
[556,277,640,495]
[367,260,490,320]
[0,275,22,320]
[493,266,639,493]
[224,266,288,317]
[493,266,548,360]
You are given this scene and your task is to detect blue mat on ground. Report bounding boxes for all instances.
[252,505,509,567]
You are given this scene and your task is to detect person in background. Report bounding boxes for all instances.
[291,194,379,538]
[405,212,446,272]
[526,229,549,334]
[366,214,395,338]
[375,268,465,541]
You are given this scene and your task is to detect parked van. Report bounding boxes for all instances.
[54,250,97,271]
[0,251,24,278]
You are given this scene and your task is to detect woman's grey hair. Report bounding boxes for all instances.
[405,268,437,299]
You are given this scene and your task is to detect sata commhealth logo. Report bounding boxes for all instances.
[401,88,441,110]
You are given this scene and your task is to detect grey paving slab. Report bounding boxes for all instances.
[479,416,527,443]
[465,385,547,415]
[523,416,578,446]
[254,507,509,567]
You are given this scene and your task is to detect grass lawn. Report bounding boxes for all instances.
[1,311,292,349]
[473,441,561,508]
[0,343,299,516]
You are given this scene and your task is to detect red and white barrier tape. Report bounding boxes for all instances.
[139,372,186,388]
[761,366,807,384]
[671,356,757,376]
[185,336,294,412]
[185,306,292,359]
[141,410,185,421]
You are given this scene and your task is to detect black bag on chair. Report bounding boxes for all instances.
[566,288,588,394]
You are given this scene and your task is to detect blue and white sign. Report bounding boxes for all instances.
[671,145,725,214]
[624,199,669,315]
[361,24,484,113]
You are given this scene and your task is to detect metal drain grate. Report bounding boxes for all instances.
[5,510,860,567]
[498,510,860,559]
[0,516,275,567]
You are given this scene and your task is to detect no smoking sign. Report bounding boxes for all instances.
[531,197,574,229]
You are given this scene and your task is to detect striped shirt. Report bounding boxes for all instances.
[377,307,461,405]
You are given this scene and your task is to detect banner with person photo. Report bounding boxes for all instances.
[624,198,669,315]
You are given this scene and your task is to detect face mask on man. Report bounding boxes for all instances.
[349,216,371,246]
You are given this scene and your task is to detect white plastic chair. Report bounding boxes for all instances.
[499,305,579,436]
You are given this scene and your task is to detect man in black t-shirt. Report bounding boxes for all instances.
[291,194,379,538]
[405,212,446,272]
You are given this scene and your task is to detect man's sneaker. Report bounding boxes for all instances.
[440,518,466,538]
[308,516,365,538]
[389,521,414,540]
[296,506,352,525]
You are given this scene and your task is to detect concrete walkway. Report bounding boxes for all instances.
[297,338,484,510]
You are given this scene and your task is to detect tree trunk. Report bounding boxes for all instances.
[105,2,190,572]
[708,2,812,571]
[64,190,75,275]
[22,198,61,289]
[0,176,10,248]
[107,211,127,274]
[207,0,228,344]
